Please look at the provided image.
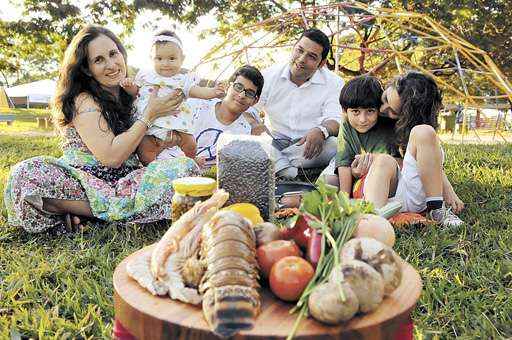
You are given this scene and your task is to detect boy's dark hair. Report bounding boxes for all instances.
[153,30,182,45]
[297,28,330,61]
[229,65,265,98]
[339,75,383,111]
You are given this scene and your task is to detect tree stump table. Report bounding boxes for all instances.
[114,244,422,340]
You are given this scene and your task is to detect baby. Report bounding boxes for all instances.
[121,30,225,159]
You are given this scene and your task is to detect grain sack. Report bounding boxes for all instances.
[217,134,276,221]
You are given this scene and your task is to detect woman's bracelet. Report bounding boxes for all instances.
[137,117,152,129]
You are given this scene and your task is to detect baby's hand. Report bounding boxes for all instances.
[213,82,226,98]
[120,78,139,96]
[195,156,207,167]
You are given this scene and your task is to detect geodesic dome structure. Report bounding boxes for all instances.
[195,1,511,141]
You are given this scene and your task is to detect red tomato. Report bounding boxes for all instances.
[269,256,315,302]
[256,240,301,278]
[280,215,311,248]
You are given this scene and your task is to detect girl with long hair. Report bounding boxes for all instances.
[362,71,464,227]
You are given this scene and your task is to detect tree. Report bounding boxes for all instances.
[407,0,511,75]
[1,0,509,86]
[0,0,137,86]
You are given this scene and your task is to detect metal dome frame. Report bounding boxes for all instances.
[195,1,511,142]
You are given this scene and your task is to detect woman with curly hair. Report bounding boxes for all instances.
[4,25,197,233]
[362,71,464,227]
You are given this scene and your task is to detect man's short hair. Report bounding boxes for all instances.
[339,75,383,111]
[297,28,330,61]
[229,65,265,97]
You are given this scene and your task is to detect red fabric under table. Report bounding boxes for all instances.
[113,317,414,340]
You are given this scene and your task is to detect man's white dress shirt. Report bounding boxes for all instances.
[256,63,344,140]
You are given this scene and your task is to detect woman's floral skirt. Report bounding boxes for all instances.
[4,156,197,233]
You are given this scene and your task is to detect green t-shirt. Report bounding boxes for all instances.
[335,117,400,169]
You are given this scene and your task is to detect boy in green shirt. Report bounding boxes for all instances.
[323,75,400,195]
[323,74,464,228]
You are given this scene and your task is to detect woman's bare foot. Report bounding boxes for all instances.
[65,214,89,232]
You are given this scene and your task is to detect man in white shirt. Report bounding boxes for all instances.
[155,65,264,166]
[255,28,344,179]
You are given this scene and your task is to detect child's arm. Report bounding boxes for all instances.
[188,83,225,100]
[350,153,374,179]
[241,110,267,136]
[120,78,139,97]
[338,166,353,196]
[335,121,356,195]
[441,171,464,213]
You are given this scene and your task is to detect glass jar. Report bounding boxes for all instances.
[171,177,217,222]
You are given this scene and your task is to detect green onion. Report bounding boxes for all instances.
[286,180,370,339]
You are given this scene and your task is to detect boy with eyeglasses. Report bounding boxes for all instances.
[147,65,265,167]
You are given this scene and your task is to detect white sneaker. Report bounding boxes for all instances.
[427,206,464,228]
[277,166,298,180]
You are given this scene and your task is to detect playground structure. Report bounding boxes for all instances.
[195,1,511,142]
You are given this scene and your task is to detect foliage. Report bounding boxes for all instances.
[0,135,511,338]
[407,0,512,75]
[1,1,509,88]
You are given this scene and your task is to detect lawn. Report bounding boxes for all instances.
[0,108,55,135]
[0,107,51,117]
[0,135,511,339]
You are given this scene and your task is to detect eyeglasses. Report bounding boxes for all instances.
[231,82,257,100]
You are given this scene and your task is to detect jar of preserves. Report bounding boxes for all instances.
[171,177,217,222]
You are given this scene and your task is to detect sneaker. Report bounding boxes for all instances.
[427,206,464,228]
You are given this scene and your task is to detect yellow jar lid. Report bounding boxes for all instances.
[172,177,217,197]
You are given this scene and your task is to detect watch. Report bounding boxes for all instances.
[317,125,329,140]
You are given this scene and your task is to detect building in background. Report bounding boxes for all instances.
[5,79,56,108]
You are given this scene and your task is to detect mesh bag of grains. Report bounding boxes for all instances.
[217,134,276,221]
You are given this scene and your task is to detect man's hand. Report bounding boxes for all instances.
[350,153,374,178]
[296,127,325,160]
[195,156,207,168]
[213,82,226,98]
[160,130,180,149]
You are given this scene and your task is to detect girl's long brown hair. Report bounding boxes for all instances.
[53,25,134,135]
[392,72,442,151]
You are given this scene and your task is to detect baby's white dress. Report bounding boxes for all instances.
[135,69,199,139]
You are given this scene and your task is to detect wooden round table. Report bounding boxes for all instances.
[114,245,422,339]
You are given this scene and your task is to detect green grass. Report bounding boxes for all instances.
[0,120,55,134]
[0,108,55,134]
[0,135,511,339]
[0,107,51,117]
